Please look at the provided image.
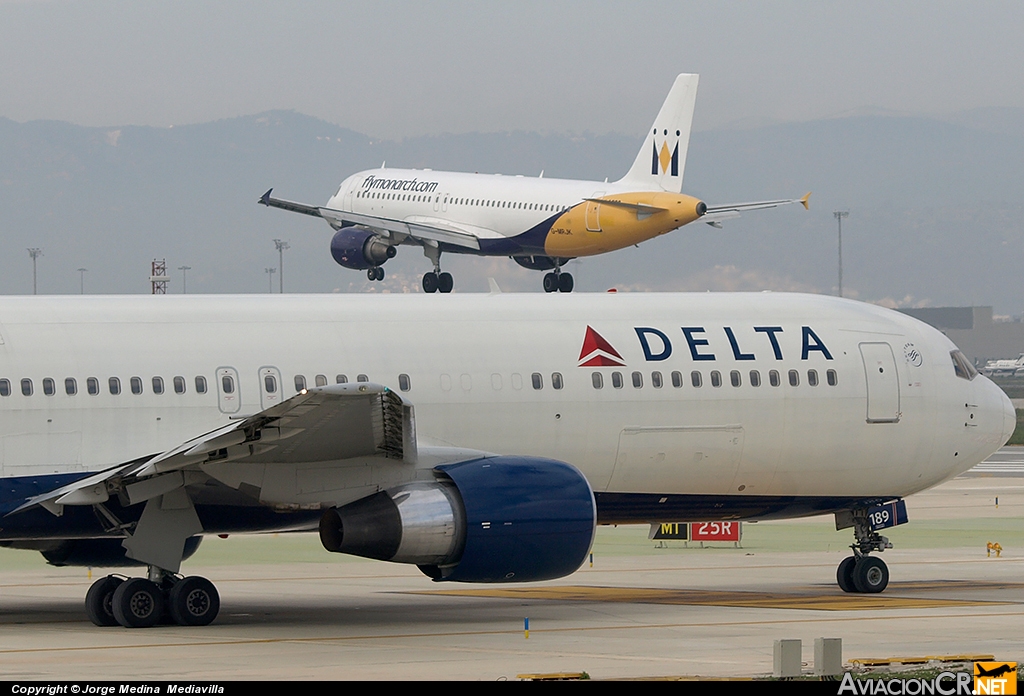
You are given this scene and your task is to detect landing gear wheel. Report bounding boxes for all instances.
[111,577,165,628]
[422,272,439,293]
[168,576,220,626]
[543,273,558,293]
[85,575,124,626]
[438,272,453,293]
[852,556,889,594]
[367,267,384,281]
[375,267,385,281]
[558,272,574,293]
[836,557,857,593]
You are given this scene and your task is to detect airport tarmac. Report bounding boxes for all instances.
[1,454,1021,681]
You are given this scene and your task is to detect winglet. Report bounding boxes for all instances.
[259,188,273,206]
[800,192,811,210]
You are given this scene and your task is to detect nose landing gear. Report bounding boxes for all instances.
[835,506,896,594]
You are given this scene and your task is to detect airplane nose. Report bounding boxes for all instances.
[999,385,1016,445]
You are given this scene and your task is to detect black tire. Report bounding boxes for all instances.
[422,272,438,293]
[367,268,376,281]
[111,577,165,628]
[558,273,574,293]
[168,576,220,626]
[836,557,858,593]
[375,267,385,281]
[543,273,558,293]
[85,575,124,626]
[852,556,889,594]
[438,272,453,293]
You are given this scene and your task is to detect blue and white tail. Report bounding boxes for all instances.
[616,73,699,193]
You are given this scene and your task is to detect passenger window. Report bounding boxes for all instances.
[65,378,77,395]
[294,375,307,392]
[710,371,722,388]
[440,374,452,391]
[315,374,328,387]
[788,369,800,387]
[511,373,523,390]
[691,371,702,388]
[531,372,543,390]
[491,373,502,390]
[88,377,101,395]
[651,371,663,388]
[769,370,780,387]
[807,369,819,387]
[460,374,472,391]
[827,369,838,386]
[730,370,741,387]
[152,377,164,395]
[43,378,55,396]
[399,373,411,392]
[631,371,643,388]
[671,371,683,388]
[221,375,235,394]
[108,377,121,395]
[131,377,143,395]
[195,376,207,394]
[551,372,563,390]
[264,375,278,393]
[173,376,186,394]
[21,378,33,396]
[357,374,368,383]
[0,379,9,397]
[749,370,761,387]
[336,374,348,384]
[592,372,604,389]
[611,371,623,389]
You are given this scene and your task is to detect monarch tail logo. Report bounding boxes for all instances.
[651,139,679,176]
[578,326,625,367]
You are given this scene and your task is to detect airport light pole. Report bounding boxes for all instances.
[178,266,191,294]
[27,248,42,295]
[265,267,276,293]
[77,268,87,294]
[273,239,289,293]
[833,211,849,298]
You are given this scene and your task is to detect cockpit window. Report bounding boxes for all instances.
[951,350,978,380]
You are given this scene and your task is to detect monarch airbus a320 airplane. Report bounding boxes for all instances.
[0,291,1012,628]
[259,74,809,293]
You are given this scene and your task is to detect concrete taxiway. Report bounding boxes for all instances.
[1,455,1021,680]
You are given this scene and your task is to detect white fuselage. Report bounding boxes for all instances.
[0,292,1012,515]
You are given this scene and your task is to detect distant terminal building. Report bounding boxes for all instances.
[898,306,1024,366]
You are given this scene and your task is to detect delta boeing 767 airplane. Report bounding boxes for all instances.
[0,291,1012,628]
[259,74,809,293]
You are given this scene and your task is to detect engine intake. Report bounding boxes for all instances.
[319,456,595,583]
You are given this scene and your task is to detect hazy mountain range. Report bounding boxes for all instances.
[1,107,1022,313]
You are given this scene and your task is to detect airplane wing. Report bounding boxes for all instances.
[259,189,481,251]
[702,192,810,228]
[12,383,415,516]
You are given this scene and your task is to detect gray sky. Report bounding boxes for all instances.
[2,1,1023,137]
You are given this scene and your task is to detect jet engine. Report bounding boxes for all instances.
[330,227,397,270]
[512,255,572,271]
[319,456,596,583]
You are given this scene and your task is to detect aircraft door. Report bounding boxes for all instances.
[586,191,605,232]
[859,343,900,423]
[215,366,242,415]
[258,366,283,410]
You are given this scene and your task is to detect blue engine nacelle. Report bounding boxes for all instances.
[319,456,596,583]
[330,227,397,270]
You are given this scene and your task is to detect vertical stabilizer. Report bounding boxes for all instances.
[616,74,699,193]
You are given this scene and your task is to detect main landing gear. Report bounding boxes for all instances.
[836,510,893,594]
[542,268,574,293]
[421,243,453,293]
[86,567,220,627]
[366,266,385,281]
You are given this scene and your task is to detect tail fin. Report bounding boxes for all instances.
[616,73,699,193]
